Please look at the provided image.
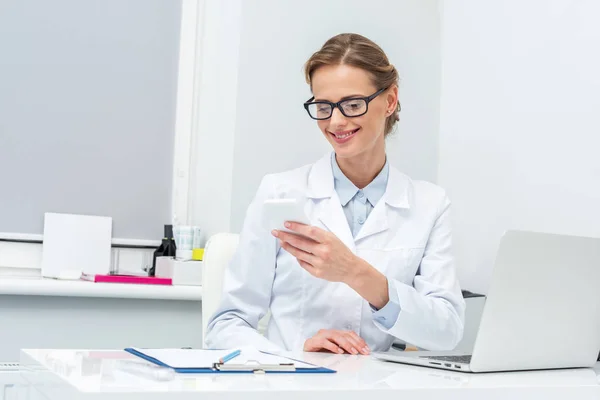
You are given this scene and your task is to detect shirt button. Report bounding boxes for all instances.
[358,217,365,224]
[357,191,364,198]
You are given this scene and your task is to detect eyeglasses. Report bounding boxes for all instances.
[303,87,387,120]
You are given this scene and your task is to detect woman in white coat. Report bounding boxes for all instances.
[205,33,465,355]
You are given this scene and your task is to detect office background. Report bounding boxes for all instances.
[1,0,599,296]
[438,0,600,292]
[189,0,442,246]
[191,0,600,294]
[0,0,182,240]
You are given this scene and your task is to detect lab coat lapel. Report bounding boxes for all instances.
[354,165,411,243]
[316,193,355,253]
[354,200,389,242]
[306,153,356,253]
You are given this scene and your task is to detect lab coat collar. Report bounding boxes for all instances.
[384,166,411,209]
[307,152,410,209]
[353,167,411,242]
[306,152,411,246]
[306,153,335,199]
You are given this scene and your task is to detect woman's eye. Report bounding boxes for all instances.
[345,101,363,109]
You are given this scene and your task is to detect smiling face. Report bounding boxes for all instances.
[311,64,393,163]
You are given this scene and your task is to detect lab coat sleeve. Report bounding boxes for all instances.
[373,196,466,351]
[371,281,401,329]
[204,175,282,352]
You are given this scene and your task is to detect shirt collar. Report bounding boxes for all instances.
[331,153,390,207]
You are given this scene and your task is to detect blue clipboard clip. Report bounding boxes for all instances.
[213,360,296,373]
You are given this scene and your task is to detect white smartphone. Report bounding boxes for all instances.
[262,198,311,233]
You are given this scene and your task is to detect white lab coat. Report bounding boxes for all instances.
[205,153,465,352]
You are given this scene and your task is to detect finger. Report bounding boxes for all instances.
[316,337,344,354]
[273,229,305,242]
[345,332,369,355]
[329,332,359,355]
[304,336,343,354]
[303,337,321,352]
[350,331,371,354]
[277,231,319,254]
[348,331,368,350]
[280,241,319,265]
[297,260,317,274]
[298,260,328,280]
[284,222,327,243]
[342,332,365,354]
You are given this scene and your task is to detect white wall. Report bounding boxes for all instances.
[439,0,600,294]
[192,0,443,235]
[190,0,242,239]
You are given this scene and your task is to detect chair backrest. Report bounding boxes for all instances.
[201,232,271,347]
[201,233,240,347]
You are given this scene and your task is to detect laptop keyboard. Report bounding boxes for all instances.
[420,355,472,364]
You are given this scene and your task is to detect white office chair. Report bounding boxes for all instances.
[201,233,270,347]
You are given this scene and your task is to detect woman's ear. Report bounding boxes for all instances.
[386,85,399,113]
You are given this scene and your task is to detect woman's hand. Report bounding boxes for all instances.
[272,222,390,309]
[304,329,370,355]
[272,222,360,283]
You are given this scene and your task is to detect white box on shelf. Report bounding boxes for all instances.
[155,257,202,286]
[41,213,112,279]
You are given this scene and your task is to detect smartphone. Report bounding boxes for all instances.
[262,198,311,233]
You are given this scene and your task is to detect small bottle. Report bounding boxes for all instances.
[150,225,177,276]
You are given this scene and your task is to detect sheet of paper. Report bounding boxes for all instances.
[41,213,112,279]
[132,347,317,369]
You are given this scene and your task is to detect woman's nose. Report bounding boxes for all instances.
[329,106,348,127]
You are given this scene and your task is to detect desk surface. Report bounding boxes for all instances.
[20,349,600,400]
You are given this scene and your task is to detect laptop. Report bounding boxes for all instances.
[373,230,600,373]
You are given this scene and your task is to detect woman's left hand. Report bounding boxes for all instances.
[272,222,360,284]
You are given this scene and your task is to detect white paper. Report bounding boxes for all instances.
[131,347,317,369]
[41,213,112,279]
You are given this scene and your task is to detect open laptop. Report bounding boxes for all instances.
[374,230,600,373]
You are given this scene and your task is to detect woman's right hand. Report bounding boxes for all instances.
[303,329,370,355]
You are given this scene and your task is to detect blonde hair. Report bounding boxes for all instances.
[304,33,400,136]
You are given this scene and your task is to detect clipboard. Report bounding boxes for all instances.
[124,348,336,374]
[213,361,296,372]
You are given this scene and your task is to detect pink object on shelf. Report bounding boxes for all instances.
[81,274,172,285]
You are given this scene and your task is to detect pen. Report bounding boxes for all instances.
[219,349,241,364]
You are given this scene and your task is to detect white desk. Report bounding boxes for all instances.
[0,278,203,361]
[19,349,600,400]
[0,368,29,400]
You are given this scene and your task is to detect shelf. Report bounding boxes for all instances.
[0,276,202,301]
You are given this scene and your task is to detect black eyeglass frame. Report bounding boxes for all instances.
[303,87,389,120]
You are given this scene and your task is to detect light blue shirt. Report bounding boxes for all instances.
[331,154,401,330]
